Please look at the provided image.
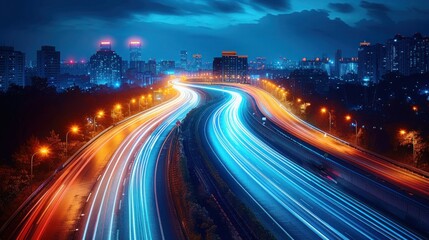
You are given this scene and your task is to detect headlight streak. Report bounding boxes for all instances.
[183,83,421,239]
[81,83,199,239]
[128,85,198,240]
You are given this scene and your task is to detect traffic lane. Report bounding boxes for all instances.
[233,84,429,198]
[13,95,184,240]
[193,84,421,239]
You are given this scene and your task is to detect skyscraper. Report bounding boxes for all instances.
[191,54,202,72]
[410,33,429,74]
[180,50,188,71]
[385,34,412,76]
[0,46,25,91]
[89,41,122,87]
[129,41,142,70]
[37,45,60,85]
[212,51,248,83]
[358,41,386,85]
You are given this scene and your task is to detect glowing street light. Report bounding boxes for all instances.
[30,146,49,188]
[93,110,105,134]
[399,129,416,163]
[65,125,79,157]
[139,95,146,111]
[321,107,332,132]
[128,98,136,116]
[345,115,358,145]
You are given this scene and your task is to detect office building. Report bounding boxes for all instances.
[0,46,25,91]
[191,54,202,72]
[180,50,188,71]
[212,51,248,83]
[358,42,386,85]
[37,45,60,85]
[129,41,143,71]
[89,41,122,87]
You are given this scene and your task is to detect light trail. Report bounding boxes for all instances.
[8,81,198,240]
[81,83,198,239]
[234,84,429,198]
[184,82,422,239]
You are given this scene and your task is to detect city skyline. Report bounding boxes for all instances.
[2,1,429,61]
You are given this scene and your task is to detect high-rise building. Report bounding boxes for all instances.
[358,41,386,85]
[180,50,188,71]
[89,41,122,87]
[37,45,60,85]
[0,46,25,91]
[191,54,202,72]
[212,51,248,83]
[410,33,429,74]
[385,35,412,76]
[129,41,142,70]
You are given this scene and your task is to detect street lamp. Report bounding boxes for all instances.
[321,107,332,132]
[30,146,49,188]
[127,98,136,116]
[399,129,416,164]
[139,96,145,111]
[65,125,79,157]
[93,110,105,132]
[345,115,358,145]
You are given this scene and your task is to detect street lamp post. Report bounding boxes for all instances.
[93,110,105,135]
[139,96,145,111]
[321,107,332,132]
[127,98,136,116]
[65,125,79,157]
[345,115,358,145]
[30,147,49,190]
[400,130,416,165]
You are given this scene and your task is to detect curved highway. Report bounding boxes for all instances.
[233,84,429,198]
[2,82,198,240]
[183,82,422,239]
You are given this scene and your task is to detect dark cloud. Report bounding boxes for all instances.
[0,0,193,30]
[210,1,244,13]
[328,3,355,13]
[252,0,290,10]
[2,2,429,62]
[360,1,391,22]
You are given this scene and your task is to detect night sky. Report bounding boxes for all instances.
[1,0,429,62]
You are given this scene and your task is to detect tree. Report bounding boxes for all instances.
[111,106,124,123]
[46,130,63,162]
[399,131,427,166]
[13,136,41,169]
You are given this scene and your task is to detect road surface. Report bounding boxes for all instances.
[182,82,423,239]
[1,82,198,240]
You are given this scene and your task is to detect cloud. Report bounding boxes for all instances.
[0,0,186,30]
[252,0,290,11]
[210,1,244,13]
[328,3,355,13]
[360,1,391,22]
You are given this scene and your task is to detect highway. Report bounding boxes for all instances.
[2,82,198,240]
[234,84,429,198]
[183,82,423,239]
